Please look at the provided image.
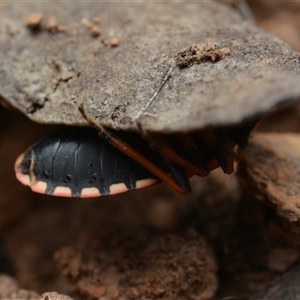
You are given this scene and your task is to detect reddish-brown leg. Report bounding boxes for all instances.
[79,104,189,194]
[138,129,209,177]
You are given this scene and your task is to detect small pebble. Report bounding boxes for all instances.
[90,25,101,37]
[47,16,59,32]
[110,37,120,47]
[40,291,73,300]
[92,16,101,24]
[81,18,93,28]
[24,13,43,30]
[46,17,65,33]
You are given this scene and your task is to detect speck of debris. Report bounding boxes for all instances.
[80,18,93,29]
[68,37,77,44]
[6,25,19,37]
[110,37,120,47]
[176,43,231,68]
[102,39,109,46]
[46,17,65,33]
[24,13,43,30]
[71,95,76,100]
[92,16,101,24]
[111,105,126,121]
[90,25,101,37]
[40,291,73,300]
[81,17,102,38]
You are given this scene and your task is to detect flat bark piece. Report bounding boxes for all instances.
[239,132,300,223]
[1,2,300,132]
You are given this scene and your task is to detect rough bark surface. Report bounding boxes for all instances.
[239,132,300,223]
[1,2,300,132]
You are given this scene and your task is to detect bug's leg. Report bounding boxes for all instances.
[226,122,258,148]
[196,124,257,175]
[178,135,208,166]
[137,124,209,177]
[79,104,189,194]
[159,134,210,175]
[188,131,220,172]
[192,129,234,174]
[163,158,191,191]
[211,129,236,174]
[214,123,259,174]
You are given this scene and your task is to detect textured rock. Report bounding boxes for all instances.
[55,230,218,300]
[40,292,73,300]
[239,133,300,223]
[254,264,300,300]
[0,274,40,299]
[1,2,300,132]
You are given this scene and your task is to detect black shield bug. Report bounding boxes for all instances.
[15,129,160,198]
[14,104,255,198]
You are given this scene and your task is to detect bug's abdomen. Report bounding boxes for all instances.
[15,130,158,198]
